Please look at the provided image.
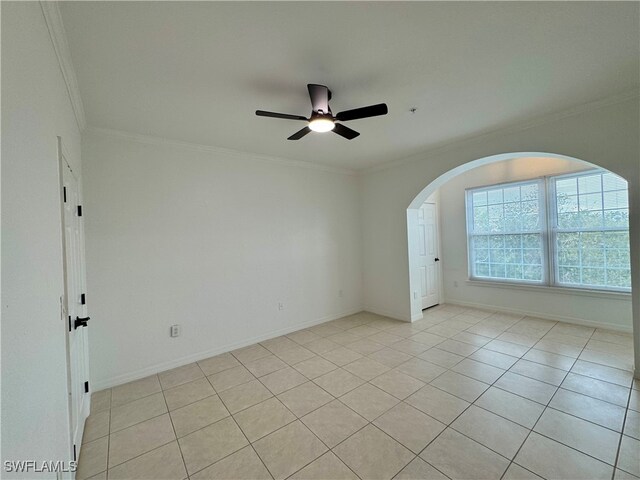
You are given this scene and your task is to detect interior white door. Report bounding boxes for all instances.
[417,202,440,309]
[59,141,90,460]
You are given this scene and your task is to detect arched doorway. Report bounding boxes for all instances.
[406,152,636,372]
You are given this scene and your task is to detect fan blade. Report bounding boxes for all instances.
[333,123,360,140]
[307,84,330,113]
[256,110,308,121]
[287,126,312,140]
[335,103,388,122]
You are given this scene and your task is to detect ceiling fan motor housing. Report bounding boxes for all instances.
[255,83,388,140]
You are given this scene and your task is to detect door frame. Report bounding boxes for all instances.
[431,199,444,309]
[419,200,442,310]
[407,195,443,321]
[58,136,90,463]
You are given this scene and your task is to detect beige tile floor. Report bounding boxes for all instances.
[78,305,639,480]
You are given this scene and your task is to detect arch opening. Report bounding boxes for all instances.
[406,152,635,369]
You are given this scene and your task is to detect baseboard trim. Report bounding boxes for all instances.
[363,305,410,323]
[93,307,364,390]
[446,299,633,333]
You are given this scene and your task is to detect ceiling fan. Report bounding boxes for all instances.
[256,84,388,140]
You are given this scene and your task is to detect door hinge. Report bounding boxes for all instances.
[84,381,89,393]
[63,186,67,203]
[81,293,86,305]
[77,205,83,217]
[68,315,72,332]
[73,444,77,461]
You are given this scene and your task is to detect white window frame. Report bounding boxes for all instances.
[547,169,631,293]
[465,178,548,286]
[465,169,631,293]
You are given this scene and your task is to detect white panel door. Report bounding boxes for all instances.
[60,142,90,460]
[417,202,440,309]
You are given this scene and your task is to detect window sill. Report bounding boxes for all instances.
[465,279,632,300]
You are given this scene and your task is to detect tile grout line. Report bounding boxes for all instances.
[342,423,419,479]
[446,316,632,416]
[280,316,596,466]
[227,401,276,480]
[610,383,634,479]
[537,403,626,434]
[169,362,210,478]
[251,359,367,478]
[175,404,267,479]
[498,325,597,480]
[106,372,440,480]
[253,328,423,479]
[108,367,206,477]
[408,355,628,437]
[81,306,634,480]
[366,400,454,479]
[108,385,162,409]
[416,322,546,479]
[558,373,633,406]
[104,437,176,472]
[105,393,111,480]
[200,347,364,478]
[99,381,189,475]
[399,309,536,475]
[174,360,271,480]
[456,315,563,480]
[198,373,333,433]
[272,397,362,480]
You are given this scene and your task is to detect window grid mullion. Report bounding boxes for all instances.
[539,178,549,286]
[600,174,609,287]
[578,232,583,285]
[466,169,629,292]
[547,176,554,287]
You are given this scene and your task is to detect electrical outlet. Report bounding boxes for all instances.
[278,302,284,311]
[453,280,459,287]
[339,289,343,297]
[170,324,181,337]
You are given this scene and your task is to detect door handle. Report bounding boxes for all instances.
[74,316,90,329]
[434,258,440,262]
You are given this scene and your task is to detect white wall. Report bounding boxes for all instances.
[437,156,632,330]
[361,98,639,365]
[1,2,83,477]
[82,130,363,388]
[2,6,638,470]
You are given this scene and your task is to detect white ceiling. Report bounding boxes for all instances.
[60,2,639,170]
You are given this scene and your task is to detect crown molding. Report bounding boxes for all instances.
[86,86,636,178]
[40,1,86,132]
[364,88,640,175]
[41,0,635,177]
[85,126,358,176]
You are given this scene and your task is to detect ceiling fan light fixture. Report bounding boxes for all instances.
[256,84,387,140]
[308,117,335,133]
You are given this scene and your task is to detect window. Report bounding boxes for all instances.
[467,180,546,284]
[551,170,631,290]
[466,169,631,292]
